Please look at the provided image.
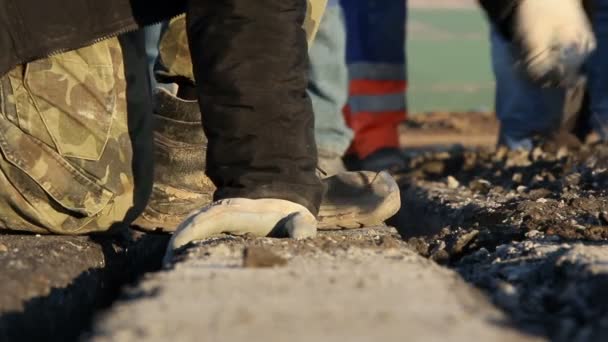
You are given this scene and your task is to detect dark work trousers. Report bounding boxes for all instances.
[187,0,324,215]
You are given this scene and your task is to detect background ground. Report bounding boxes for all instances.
[409,0,493,112]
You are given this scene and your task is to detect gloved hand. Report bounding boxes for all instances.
[514,0,596,87]
[163,198,317,265]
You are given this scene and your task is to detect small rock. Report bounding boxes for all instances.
[496,280,517,296]
[242,246,287,268]
[525,230,541,238]
[490,186,505,195]
[563,173,581,188]
[533,174,544,183]
[516,185,527,193]
[506,149,532,167]
[569,219,586,230]
[422,161,446,175]
[529,188,552,200]
[474,247,490,258]
[430,250,450,264]
[469,179,491,194]
[430,241,449,264]
[451,230,479,255]
[407,237,430,256]
[379,236,402,249]
[446,176,460,189]
[556,146,569,159]
[495,244,518,256]
[493,146,508,161]
[0,243,7,253]
[512,172,523,183]
[531,147,544,161]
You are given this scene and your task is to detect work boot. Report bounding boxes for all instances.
[133,84,216,232]
[318,170,401,229]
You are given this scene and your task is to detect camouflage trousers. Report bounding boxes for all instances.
[0,37,154,234]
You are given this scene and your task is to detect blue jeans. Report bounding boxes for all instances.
[492,0,608,148]
[144,23,163,88]
[308,3,354,157]
[491,29,566,150]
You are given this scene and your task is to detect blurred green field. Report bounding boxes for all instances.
[407,9,494,113]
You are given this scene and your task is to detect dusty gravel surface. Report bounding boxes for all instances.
[88,228,540,342]
[392,140,608,341]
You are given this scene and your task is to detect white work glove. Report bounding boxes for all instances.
[515,0,596,87]
[163,198,317,265]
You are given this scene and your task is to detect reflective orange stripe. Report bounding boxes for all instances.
[349,80,407,96]
[343,109,405,159]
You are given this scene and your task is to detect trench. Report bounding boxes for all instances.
[0,232,169,342]
[389,177,608,342]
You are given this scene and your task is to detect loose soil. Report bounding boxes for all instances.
[392,113,608,340]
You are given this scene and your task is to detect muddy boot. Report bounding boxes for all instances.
[318,171,401,229]
[133,84,216,232]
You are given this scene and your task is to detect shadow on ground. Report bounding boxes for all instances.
[0,232,168,341]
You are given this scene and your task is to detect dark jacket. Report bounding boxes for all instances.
[0,0,185,77]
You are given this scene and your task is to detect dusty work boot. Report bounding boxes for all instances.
[318,171,401,229]
[133,84,216,232]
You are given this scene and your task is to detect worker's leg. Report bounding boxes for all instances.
[490,28,566,150]
[342,0,408,171]
[309,1,353,176]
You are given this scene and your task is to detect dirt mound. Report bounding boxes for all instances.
[392,142,608,340]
